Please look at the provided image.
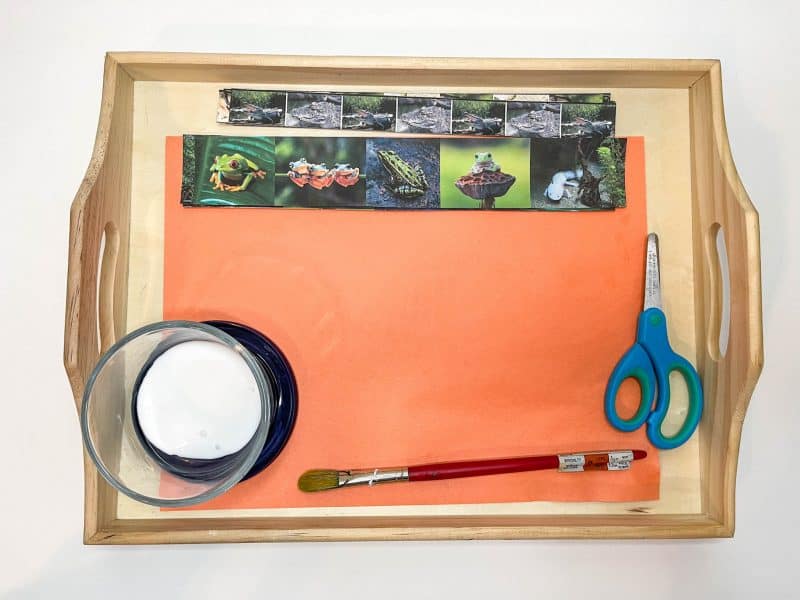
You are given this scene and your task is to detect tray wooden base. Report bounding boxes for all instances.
[65,54,762,543]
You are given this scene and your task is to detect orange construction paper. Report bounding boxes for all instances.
[163,136,658,509]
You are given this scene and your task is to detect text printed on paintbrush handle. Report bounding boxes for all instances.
[558,451,634,472]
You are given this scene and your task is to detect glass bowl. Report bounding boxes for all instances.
[80,320,273,507]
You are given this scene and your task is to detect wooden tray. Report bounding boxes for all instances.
[64,53,763,543]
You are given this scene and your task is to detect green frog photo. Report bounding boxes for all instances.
[376,150,429,198]
[209,153,266,192]
[471,152,501,174]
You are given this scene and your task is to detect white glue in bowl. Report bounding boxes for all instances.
[81,321,273,507]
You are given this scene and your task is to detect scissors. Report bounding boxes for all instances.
[604,233,703,450]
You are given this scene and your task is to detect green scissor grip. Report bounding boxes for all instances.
[605,308,704,450]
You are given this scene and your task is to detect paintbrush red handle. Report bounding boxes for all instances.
[298,450,649,492]
[407,450,647,482]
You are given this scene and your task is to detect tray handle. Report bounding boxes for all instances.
[697,63,763,400]
[64,55,132,410]
[691,63,764,530]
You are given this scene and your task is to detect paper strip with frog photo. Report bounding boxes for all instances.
[441,139,531,209]
[277,137,366,207]
[531,137,627,211]
[181,134,275,207]
[365,138,440,209]
[180,134,628,210]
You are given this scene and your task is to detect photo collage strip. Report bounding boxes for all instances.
[182,134,627,211]
[216,89,616,139]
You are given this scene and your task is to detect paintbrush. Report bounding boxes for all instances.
[298,449,647,492]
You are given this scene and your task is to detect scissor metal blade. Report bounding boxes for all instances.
[644,233,662,310]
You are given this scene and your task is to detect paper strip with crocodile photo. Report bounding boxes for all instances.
[451,99,505,136]
[505,102,562,138]
[560,102,616,138]
[217,89,287,126]
[395,97,452,135]
[489,93,612,103]
[284,92,344,129]
[180,134,627,210]
[342,95,397,131]
[216,88,616,140]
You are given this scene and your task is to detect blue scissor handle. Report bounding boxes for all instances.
[605,342,657,432]
[637,308,704,449]
[605,308,704,449]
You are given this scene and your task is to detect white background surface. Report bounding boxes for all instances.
[1,1,798,597]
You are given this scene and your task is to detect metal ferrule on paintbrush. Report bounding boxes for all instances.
[298,467,409,492]
[337,467,410,488]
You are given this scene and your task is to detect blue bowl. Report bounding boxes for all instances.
[130,321,297,483]
[205,321,297,480]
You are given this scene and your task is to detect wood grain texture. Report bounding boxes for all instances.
[112,53,715,89]
[86,514,728,544]
[63,53,133,542]
[63,53,762,543]
[64,53,131,403]
[119,81,699,523]
[689,62,764,536]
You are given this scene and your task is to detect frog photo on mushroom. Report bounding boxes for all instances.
[365,138,440,209]
[440,138,530,209]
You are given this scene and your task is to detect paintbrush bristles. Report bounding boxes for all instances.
[297,469,340,492]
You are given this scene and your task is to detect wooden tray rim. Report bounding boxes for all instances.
[64,53,764,543]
